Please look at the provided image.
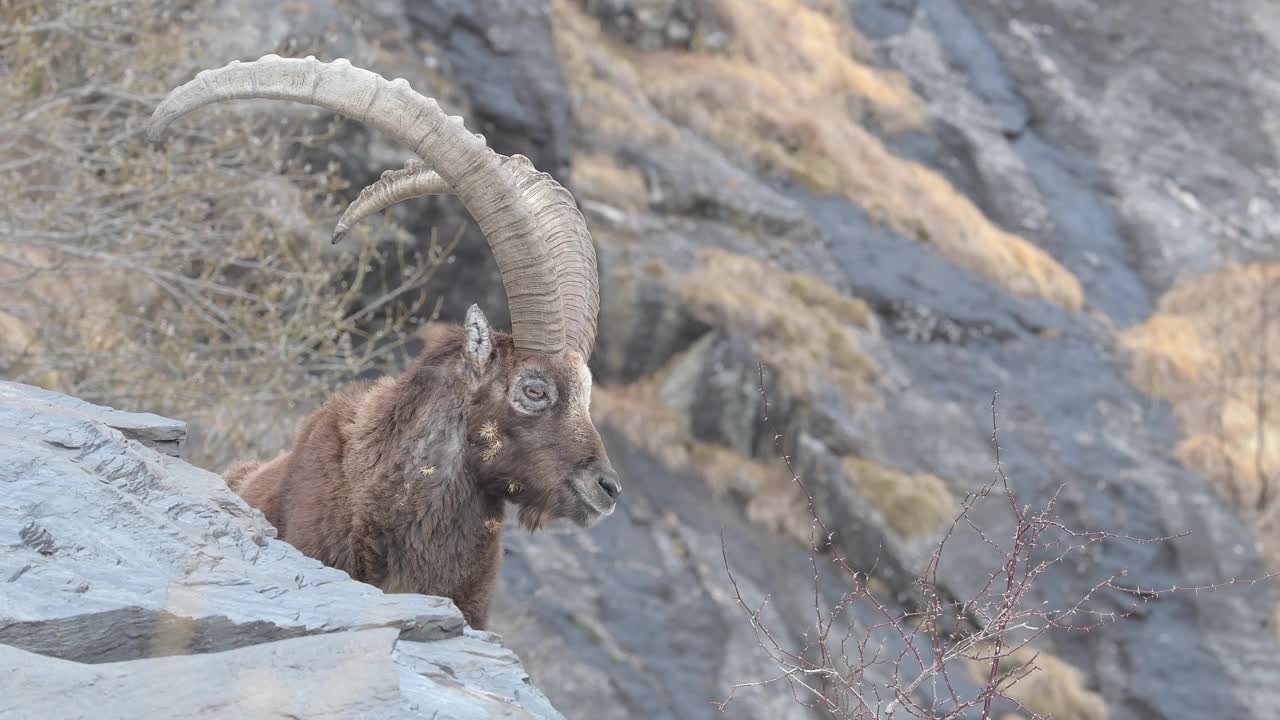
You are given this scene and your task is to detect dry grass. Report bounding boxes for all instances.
[591,375,814,544]
[638,53,1083,309]
[593,351,955,548]
[572,151,649,211]
[843,456,956,540]
[1173,433,1268,512]
[0,0,448,469]
[670,0,925,133]
[1121,262,1280,573]
[549,0,1084,310]
[551,0,677,145]
[966,647,1109,720]
[590,378,768,499]
[1122,313,1215,396]
[677,248,880,404]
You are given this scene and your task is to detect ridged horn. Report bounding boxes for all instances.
[149,54,596,356]
[508,154,599,361]
[332,159,453,244]
[326,158,600,360]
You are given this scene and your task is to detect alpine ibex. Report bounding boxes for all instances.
[149,55,621,629]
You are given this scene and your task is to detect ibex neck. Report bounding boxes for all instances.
[362,370,504,586]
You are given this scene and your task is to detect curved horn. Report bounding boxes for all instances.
[149,55,592,356]
[328,160,599,360]
[332,159,453,244]
[514,158,599,361]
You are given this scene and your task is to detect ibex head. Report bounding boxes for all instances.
[148,55,620,529]
[452,304,619,529]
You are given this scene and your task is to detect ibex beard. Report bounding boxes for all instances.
[153,55,620,630]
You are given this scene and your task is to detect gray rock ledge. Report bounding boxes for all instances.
[0,380,563,719]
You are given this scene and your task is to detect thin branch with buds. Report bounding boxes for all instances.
[716,366,1275,719]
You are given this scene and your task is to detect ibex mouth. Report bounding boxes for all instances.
[572,490,616,528]
[569,467,620,528]
[576,503,615,529]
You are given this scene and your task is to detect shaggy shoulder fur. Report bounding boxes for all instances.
[233,331,506,626]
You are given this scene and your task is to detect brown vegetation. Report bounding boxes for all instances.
[591,378,813,543]
[572,151,650,212]
[593,347,956,550]
[551,0,676,145]
[712,389,1267,719]
[550,0,1085,311]
[0,0,444,469]
[677,248,881,403]
[964,647,1109,720]
[1122,263,1280,571]
[843,456,956,540]
[657,0,926,133]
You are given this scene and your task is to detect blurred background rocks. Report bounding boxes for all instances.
[3,1,1280,718]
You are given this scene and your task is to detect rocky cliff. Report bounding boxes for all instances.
[4,0,1280,718]
[0,381,563,719]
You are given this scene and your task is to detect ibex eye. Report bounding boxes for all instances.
[524,386,545,401]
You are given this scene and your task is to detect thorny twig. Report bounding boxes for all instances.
[715,368,1276,719]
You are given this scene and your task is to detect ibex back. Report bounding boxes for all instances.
[151,55,620,629]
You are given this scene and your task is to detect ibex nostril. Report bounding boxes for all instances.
[597,474,621,499]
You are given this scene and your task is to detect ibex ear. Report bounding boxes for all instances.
[463,304,494,370]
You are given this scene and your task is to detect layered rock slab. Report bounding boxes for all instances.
[0,380,561,719]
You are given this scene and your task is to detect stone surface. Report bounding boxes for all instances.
[493,426,842,720]
[488,2,1280,718]
[406,0,574,180]
[1,380,187,457]
[395,630,563,719]
[10,0,1280,718]
[1,629,407,719]
[582,0,727,52]
[0,380,562,719]
[834,3,1280,718]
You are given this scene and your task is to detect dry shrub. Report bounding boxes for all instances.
[714,388,1246,719]
[0,0,447,469]
[1121,263,1280,569]
[677,248,880,403]
[843,456,956,540]
[965,647,1109,720]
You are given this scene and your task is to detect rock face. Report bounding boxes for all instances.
[0,380,563,720]
[8,0,1280,718]
[490,2,1280,719]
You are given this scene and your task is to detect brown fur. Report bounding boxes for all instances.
[226,323,619,629]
